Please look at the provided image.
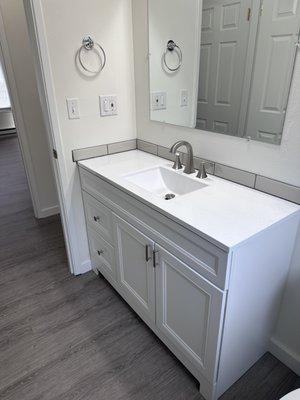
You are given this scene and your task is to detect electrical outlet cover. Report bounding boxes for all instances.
[151,92,167,111]
[100,95,118,117]
[180,90,189,107]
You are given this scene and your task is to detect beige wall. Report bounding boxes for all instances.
[0,0,58,217]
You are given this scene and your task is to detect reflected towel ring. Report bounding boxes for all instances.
[77,36,106,75]
[163,40,182,72]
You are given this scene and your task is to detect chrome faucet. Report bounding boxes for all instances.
[170,141,195,174]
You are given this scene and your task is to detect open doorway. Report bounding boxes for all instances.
[0,61,15,136]
[0,3,58,221]
[0,57,32,217]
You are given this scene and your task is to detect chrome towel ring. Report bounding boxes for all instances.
[77,36,106,75]
[163,40,182,72]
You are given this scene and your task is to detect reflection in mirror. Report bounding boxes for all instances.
[148,0,202,128]
[148,0,300,145]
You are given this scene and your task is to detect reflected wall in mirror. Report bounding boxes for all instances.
[148,0,300,145]
[148,0,202,128]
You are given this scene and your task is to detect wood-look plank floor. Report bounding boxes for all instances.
[0,135,299,400]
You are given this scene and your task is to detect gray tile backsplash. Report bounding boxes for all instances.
[73,138,300,205]
[255,176,300,204]
[214,164,256,188]
[72,144,108,162]
[137,139,158,155]
[157,145,177,162]
[190,156,215,175]
[108,139,137,155]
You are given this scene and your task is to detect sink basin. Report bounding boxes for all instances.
[123,166,207,199]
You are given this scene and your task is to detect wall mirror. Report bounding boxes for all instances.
[148,0,300,145]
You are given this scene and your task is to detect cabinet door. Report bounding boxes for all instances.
[113,215,155,323]
[156,245,225,382]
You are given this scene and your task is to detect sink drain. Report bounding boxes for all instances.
[164,193,176,200]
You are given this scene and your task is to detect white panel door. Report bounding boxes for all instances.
[155,245,225,382]
[113,214,156,323]
[245,0,300,143]
[197,0,252,135]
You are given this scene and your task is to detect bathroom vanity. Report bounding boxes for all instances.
[78,150,300,400]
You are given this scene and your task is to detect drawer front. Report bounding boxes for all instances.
[80,167,229,289]
[83,191,113,245]
[87,228,116,281]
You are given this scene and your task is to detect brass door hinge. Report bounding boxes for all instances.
[53,149,58,159]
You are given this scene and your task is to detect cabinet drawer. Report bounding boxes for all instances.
[83,191,113,245]
[87,228,116,281]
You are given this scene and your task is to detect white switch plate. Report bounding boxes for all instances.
[151,92,167,111]
[180,90,189,107]
[100,95,118,117]
[66,98,80,119]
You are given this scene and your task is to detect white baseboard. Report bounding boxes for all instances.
[269,337,300,376]
[38,205,60,218]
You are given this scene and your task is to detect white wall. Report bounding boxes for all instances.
[133,0,300,187]
[271,225,300,375]
[0,110,14,131]
[36,0,136,274]
[149,0,201,127]
[0,0,58,217]
[132,0,300,373]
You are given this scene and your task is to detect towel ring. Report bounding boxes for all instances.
[163,40,182,72]
[78,36,106,75]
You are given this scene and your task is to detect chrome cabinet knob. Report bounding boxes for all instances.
[94,216,101,222]
[97,250,104,256]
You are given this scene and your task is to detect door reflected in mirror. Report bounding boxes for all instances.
[148,0,300,145]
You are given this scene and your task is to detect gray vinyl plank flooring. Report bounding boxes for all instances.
[0,136,299,400]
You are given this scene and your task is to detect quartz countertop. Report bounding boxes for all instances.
[79,150,300,251]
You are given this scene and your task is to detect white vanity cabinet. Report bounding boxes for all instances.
[155,244,225,382]
[79,155,300,400]
[113,214,156,324]
[112,213,225,383]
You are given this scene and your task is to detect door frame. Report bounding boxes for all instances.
[0,7,41,218]
[22,0,83,274]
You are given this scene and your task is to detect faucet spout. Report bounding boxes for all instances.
[170,141,195,174]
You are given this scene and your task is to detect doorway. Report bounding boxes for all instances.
[0,3,58,221]
[0,61,15,136]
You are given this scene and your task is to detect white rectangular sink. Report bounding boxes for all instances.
[123,166,207,199]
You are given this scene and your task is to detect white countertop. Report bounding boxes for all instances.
[79,150,300,251]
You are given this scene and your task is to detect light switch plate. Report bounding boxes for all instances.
[151,92,167,111]
[180,90,188,107]
[66,98,80,119]
[100,95,118,117]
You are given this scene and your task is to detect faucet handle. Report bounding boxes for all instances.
[172,153,183,170]
[196,161,208,179]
